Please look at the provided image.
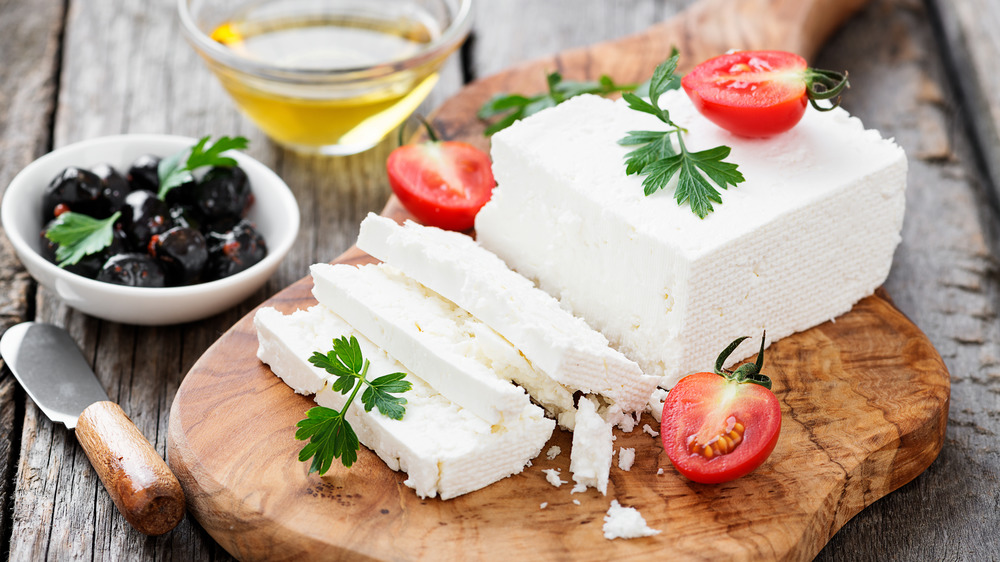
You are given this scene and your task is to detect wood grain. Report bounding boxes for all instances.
[76,401,184,536]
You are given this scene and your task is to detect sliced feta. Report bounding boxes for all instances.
[311,262,572,426]
[357,213,659,414]
[254,305,554,500]
[569,396,614,495]
[477,92,907,388]
[603,500,661,540]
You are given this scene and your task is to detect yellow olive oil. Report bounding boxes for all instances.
[209,12,443,154]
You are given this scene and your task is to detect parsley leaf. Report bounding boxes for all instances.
[297,335,411,472]
[619,51,745,218]
[157,135,248,199]
[44,211,121,267]
[479,71,639,135]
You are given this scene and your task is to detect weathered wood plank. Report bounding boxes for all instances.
[814,0,1000,559]
[0,0,65,556]
[926,0,1000,201]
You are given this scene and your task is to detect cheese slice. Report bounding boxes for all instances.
[356,213,659,416]
[254,305,554,500]
[569,396,614,495]
[476,91,907,387]
[310,262,577,428]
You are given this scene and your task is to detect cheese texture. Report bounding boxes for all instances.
[357,213,659,414]
[254,305,554,500]
[311,262,574,427]
[603,500,661,540]
[476,92,907,387]
[569,396,614,495]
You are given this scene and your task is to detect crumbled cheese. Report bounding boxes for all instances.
[642,423,659,437]
[540,502,548,509]
[603,500,661,540]
[573,499,581,505]
[647,388,669,423]
[546,445,562,460]
[542,468,566,488]
[657,468,664,476]
[569,397,613,494]
[617,447,635,471]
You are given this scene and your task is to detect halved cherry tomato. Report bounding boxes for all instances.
[681,50,849,137]
[387,125,495,231]
[660,335,781,484]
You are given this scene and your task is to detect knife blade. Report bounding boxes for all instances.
[1,322,185,536]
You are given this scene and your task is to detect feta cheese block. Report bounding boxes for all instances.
[254,305,554,500]
[357,213,659,416]
[476,91,907,387]
[310,262,577,428]
[569,396,614,495]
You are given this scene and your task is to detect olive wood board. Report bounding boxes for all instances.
[167,0,950,559]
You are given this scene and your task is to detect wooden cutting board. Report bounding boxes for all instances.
[167,0,950,559]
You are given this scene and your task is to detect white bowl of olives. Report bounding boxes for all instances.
[1,134,300,325]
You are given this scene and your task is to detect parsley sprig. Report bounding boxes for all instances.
[478,72,640,135]
[297,335,411,473]
[44,211,121,267]
[156,135,248,199]
[619,51,744,218]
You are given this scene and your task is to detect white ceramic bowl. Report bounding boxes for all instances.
[2,134,300,325]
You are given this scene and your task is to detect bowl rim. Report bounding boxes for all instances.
[177,0,473,81]
[1,133,300,301]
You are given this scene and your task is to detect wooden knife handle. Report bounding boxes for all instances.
[76,401,185,536]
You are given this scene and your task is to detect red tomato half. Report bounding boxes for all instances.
[661,371,781,484]
[682,50,810,137]
[387,141,495,231]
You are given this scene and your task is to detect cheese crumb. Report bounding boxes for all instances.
[546,445,562,460]
[642,423,659,437]
[573,499,581,505]
[647,388,669,424]
[603,500,661,540]
[542,468,566,488]
[617,447,635,471]
[540,502,548,509]
[657,468,664,475]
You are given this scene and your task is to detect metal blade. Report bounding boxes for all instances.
[0,322,109,429]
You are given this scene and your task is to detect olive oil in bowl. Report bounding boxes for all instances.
[181,0,471,155]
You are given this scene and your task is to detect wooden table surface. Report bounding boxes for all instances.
[1,0,998,559]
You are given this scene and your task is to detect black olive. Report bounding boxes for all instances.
[91,163,131,217]
[127,154,161,193]
[40,219,128,279]
[150,227,208,286]
[41,167,113,221]
[97,253,166,287]
[168,205,202,231]
[204,219,268,280]
[195,166,252,221]
[120,190,175,250]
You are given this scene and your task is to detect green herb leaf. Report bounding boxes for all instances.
[361,372,411,419]
[479,71,639,135]
[297,335,410,473]
[44,211,121,267]
[157,135,249,199]
[296,406,360,471]
[619,51,744,218]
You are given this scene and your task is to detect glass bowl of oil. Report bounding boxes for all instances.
[179,0,472,155]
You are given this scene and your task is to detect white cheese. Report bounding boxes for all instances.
[311,262,572,427]
[603,500,661,540]
[545,445,562,460]
[642,423,659,438]
[477,92,907,388]
[617,447,635,471]
[542,468,566,488]
[254,305,554,500]
[569,396,613,495]
[356,213,659,416]
[647,388,669,423]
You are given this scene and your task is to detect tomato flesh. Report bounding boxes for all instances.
[682,50,809,137]
[660,371,781,484]
[387,141,495,231]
